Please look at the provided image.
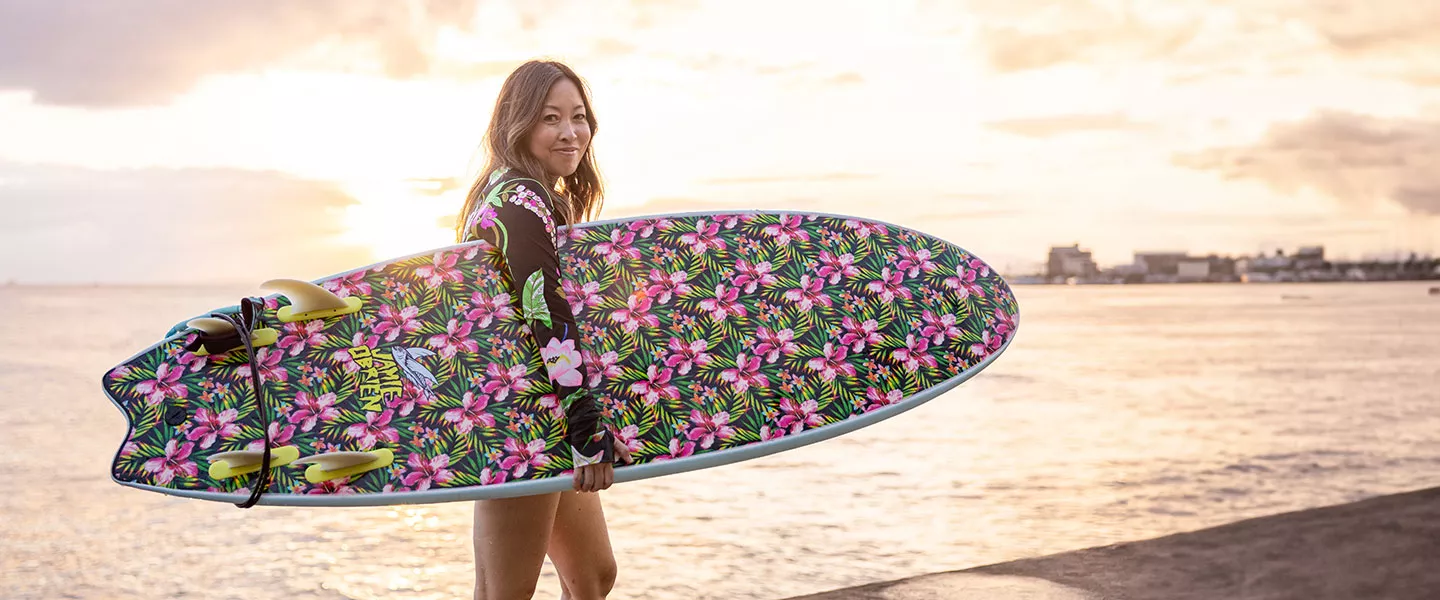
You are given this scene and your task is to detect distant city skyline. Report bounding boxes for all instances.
[1037,240,1436,274]
[1039,240,1438,284]
[2,1,1439,284]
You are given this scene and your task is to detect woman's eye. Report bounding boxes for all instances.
[543,114,559,123]
[573,114,587,122]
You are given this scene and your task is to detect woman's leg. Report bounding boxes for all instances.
[547,491,619,600]
[473,492,563,600]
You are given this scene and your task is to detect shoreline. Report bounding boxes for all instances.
[788,486,1440,600]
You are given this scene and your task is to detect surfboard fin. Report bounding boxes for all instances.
[293,449,394,484]
[262,278,363,323]
[206,445,300,479]
[185,317,279,356]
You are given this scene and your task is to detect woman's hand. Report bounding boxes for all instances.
[573,437,633,493]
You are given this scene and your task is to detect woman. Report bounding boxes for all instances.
[457,60,633,600]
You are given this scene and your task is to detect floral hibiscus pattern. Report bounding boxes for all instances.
[103,212,1018,499]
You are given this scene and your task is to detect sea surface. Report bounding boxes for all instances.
[2,282,1437,600]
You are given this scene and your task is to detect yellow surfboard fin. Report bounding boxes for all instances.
[185,318,279,356]
[293,449,394,484]
[206,445,301,479]
[262,278,362,323]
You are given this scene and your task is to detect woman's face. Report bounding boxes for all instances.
[526,78,591,180]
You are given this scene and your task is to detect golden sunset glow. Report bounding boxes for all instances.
[2,1,1437,283]
[339,181,463,261]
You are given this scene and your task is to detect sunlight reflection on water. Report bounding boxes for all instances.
[2,282,1437,599]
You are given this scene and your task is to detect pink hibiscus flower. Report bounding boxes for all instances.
[680,219,727,254]
[595,229,641,264]
[611,293,659,333]
[402,453,455,491]
[277,320,329,357]
[892,334,938,372]
[754,327,799,363]
[839,317,881,352]
[444,391,496,434]
[143,439,197,485]
[844,219,887,238]
[482,362,530,401]
[185,407,241,449]
[920,310,962,345]
[719,353,770,393]
[466,291,515,327]
[866,267,913,302]
[428,318,479,359]
[992,307,1017,337]
[582,349,621,388]
[663,337,713,375]
[322,271,372,298]
[345,409,399,449]
[944,263,986,299]
[762,215,810,246]
[630,364,680,405]
[732,259,778,293]
[500,438,551,477]
[806,343,858,381]
[864,387,904,413]
[135,363,187,406]
[777,397,823,433]
[331,332,378,373]
[373,305,421,342]
[652,438,697,462]
[970,329,1003,358]
[895,247,937,277]
[415,251,464,288]
[244,421,296,451]
[236,347,287,385]
[698,284,746,323]
[783,274,833,311]
[686,410,736,449]
[646,269,693,304]
[288,390,340,431]
[562,280,603,315]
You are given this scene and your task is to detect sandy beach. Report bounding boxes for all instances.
[790,486,1440,600]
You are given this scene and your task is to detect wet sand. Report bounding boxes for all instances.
[790,486,1440,600]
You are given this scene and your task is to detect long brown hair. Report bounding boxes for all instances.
[456,60,604,241]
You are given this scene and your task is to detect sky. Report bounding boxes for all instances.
[2,0,1438,283]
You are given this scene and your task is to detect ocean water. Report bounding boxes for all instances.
[2,282,1437,600]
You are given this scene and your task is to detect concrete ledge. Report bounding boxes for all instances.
[789,487,1440,600]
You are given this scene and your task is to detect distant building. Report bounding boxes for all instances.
[1047,244,1098,280]
[1177,259,1210,281]
[1243,250,1293,273]
[1133,252,1188,276]
[1295,245,1326,269]
[1206,255,1237,278]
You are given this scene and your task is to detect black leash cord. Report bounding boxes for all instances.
[214,298,272,509]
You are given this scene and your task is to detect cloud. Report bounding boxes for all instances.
[0,0,479,107]
[1290,1,1440,55]
[986,113,1156,137]
[956,0,1440,84]
[0,162,371,283]
[957,0,1202,72]
[1174,111,1440,215]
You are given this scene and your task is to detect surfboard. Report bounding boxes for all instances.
[101,210,1019,507]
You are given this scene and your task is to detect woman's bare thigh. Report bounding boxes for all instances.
[547,491,618,600]
[473,492,562,600]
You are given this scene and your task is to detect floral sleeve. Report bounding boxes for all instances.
[463,171,613,468]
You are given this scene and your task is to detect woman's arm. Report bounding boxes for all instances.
[467,178,612,468]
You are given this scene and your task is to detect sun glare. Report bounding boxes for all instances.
[339,180,462,262]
